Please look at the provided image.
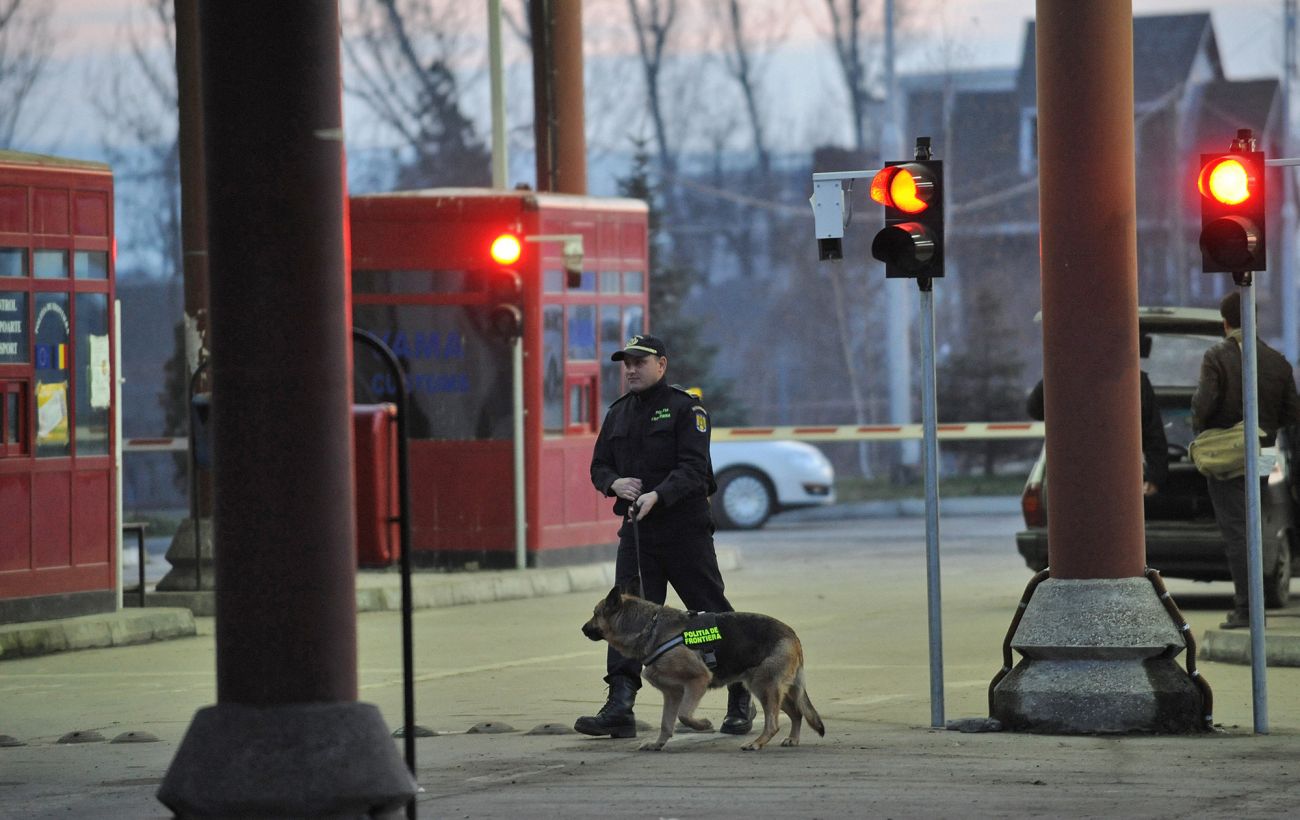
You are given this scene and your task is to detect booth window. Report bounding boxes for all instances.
[1,381,26,457]
[622,305,644,344]
[567,375,596,433]
[543,269,564,294]
[600,305,621,409]
[74,251,109,281]
[542,304,564,432]
[599,271,620,293]
[567,305,596,360]
[352,300,512,441]
[74,293,110,455]
[570,270,596,292]
[0,247,24,278]
[33,249,68,279]
[623,271,644,293]
[33,292,70,457]
[354,268,479,295]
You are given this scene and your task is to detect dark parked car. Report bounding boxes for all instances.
[1016,307,1299,606]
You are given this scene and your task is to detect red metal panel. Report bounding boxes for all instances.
[0,186,25,233]
[621,218,647,260]
[353,404,398,567]
[74,191,109,237]
[71,468,110,566]
[31,470,70,569]
[408,440,513,552]
[0,472,31,571]
[32,188,68,236]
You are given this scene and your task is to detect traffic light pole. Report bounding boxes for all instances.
[1236,272,1269,734]
[917,275,944,729]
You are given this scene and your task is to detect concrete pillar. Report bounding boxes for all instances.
[991,0,1204,733]
[158,3,416,814]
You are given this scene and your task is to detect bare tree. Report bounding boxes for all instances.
[342,0,491,189]
[626,0,679,180]
[709,0,774,175]
[93,0,180,280]
[0,0,55,147]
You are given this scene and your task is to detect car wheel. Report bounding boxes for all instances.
[1264,530,1293,609]
[715,468,775,530]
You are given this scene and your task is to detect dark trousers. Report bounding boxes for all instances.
[606,518,733,687]
[1206,474,1267,612]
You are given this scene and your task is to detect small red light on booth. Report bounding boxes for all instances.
[1198,157,1251,205]
[490,233,522,266]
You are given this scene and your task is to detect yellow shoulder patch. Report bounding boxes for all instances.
[694,411,708,433]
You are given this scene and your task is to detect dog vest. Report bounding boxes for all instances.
[643,612,722,670]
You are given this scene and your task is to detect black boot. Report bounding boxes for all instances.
[719,683,756,735]
[574,676,637,738]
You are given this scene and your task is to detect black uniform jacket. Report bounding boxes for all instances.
[590,379,716,525]
[1192,334,1300,446]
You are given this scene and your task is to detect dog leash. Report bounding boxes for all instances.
[630,501,645,598]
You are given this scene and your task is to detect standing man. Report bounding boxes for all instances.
[576,334,755,739]
[1192,292,1300,628]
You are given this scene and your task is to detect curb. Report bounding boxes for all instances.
[0,549,742,660]
[1199,626,1300,667]
[353,547,742,614]
[0,608,197,661]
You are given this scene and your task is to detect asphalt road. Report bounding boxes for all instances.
[4,513,1300,818]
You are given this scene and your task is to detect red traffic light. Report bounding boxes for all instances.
[1197,147,1266,273]
[870,164,935,214]
[490,233,522,266]
[1198,157,1254,206]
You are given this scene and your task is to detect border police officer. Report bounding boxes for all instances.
[575,334,756,738]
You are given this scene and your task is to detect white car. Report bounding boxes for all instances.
[710,441,836,530]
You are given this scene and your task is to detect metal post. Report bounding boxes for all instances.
[353,328,417,817]
[918,277,944,728]
[488,0,507,189]
[513,335,527,569]
[1238,276,1270,734]
[114,299,124,611]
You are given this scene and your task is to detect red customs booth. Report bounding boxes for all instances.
[0,151,116,623]
[350,188,648,567]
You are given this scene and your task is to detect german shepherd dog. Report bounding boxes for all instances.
[581,587,825,751]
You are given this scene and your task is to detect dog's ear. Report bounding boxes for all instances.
[604,585,623,608]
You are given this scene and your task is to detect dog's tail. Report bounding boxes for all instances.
[799,689,825,737]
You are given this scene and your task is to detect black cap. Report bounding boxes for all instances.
[611,334,667,361]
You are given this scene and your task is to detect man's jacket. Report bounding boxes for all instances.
[1192,332,1300,446]
[590,379,716,523]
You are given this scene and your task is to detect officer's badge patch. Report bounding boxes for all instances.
[695,412,708,433]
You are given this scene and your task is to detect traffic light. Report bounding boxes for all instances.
[869,159,944,278]
[488,232,524,338]
[1197,135,1266,273]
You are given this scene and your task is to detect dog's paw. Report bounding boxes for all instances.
[740,742,762,751]
[780,737,799,747]
[638,740,666,751]
[678,717,712,732]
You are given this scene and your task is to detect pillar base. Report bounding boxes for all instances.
[158,701,416,818]
[990,578,1205,734]
[156,518,215,592]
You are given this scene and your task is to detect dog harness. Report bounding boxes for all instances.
[643,612,722,670]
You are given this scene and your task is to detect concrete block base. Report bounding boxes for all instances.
[991,577,1206,734]
[157,701,416,818]
[156,518,215,592]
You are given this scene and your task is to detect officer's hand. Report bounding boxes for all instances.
[611,477,643,501]
[634,491,659,521]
